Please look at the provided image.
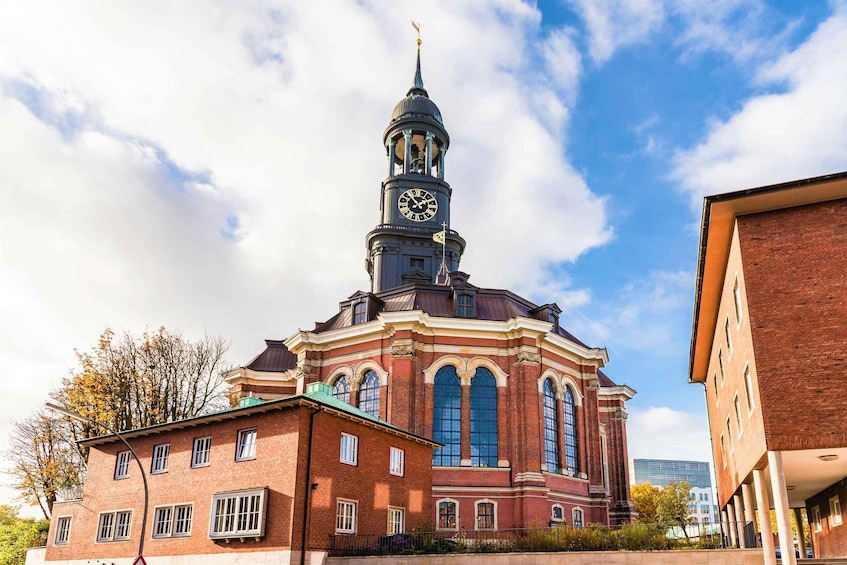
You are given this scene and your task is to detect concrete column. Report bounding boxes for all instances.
[726,501,738,547]
[753,468,776,565]
[734,493,748,547]
[794,508,807,559]
[768,450,797,565]
[721,509,730,547]
[742,482,758,547]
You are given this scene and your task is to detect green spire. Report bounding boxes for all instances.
[408,22,428,97]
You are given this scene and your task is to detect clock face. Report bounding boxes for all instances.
[398,188,438,222]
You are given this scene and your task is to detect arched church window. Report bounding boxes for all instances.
[457,294,473,318]
[470,367,498,467]
[332,378,350,404]
[432,366,461,467]
[353,302,367,325]
[542,379,560,473]
[358,370,380,418]
[563,387,579,473]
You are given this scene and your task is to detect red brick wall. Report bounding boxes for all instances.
[806,478,847,558]
[738,198,847,451]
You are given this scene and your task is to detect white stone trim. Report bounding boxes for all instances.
[466,356,509,387]
[325,365,353,386]
[423,355,465,384]
[354,360,389,386]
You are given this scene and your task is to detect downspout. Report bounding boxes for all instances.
[700,381,724,545]
[301,407,319,565]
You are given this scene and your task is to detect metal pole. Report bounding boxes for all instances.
[46,402,149,558]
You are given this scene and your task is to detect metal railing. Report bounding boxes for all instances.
[329,522,754,557]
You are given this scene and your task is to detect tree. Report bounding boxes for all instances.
[657,481,693,539]
[4,411,84,519]
[0,505,49,565]
[52,327,231,433]
[6,327,230,517]
[632,483,661,524]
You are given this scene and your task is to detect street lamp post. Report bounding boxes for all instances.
[46,402,149,559]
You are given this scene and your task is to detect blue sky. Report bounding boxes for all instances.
[1,0,846,513]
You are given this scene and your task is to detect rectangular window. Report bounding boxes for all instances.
[726,418,733,451]
[97,511,132,542]
[718,350,725,382]
[438,500,457,529]
[388,506,404,534]
[389,447,404,476]
[409,257,425,271]
[476,502,495,530]
[353,302,367,325]
[831,496,843,526]
[114,450,131,479]
[813,506,822,532]
[720,435,727,467]
[713,372,719,403]
[733,277,743,323]
[743,366,754,412]
[210,488,267,538]
[734,395,743,434]
[151,444,169,474]
[153,504,193,538]
[236,429,257,461]
[336,499,357,534]
[457,294,474,318]
[340,433,358,466]
[54,516,71,546]
[725,317,733,355]
[192,436,211,468]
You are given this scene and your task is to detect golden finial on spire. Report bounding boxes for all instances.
[411,21,421,48]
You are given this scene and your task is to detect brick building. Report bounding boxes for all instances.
[228,42,636,530]
[688,171,847,563]
[44,382,436,564]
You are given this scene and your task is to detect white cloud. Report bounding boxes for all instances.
[568,0,665,63]
[672,10,847,204]
[0,0,610,509]
[627,406,713,462]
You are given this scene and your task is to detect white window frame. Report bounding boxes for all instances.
[713,372,719,404]
[551,504,564,523]
[96,510,132,542]
[54,516,71,545]
[153,503,193,538]
[388,506,405,534]
[573,507,585,528]
[830,495,842,527]
[389,447,405,476]
[336,498,357,534]
[743,364,755,413]
[812,505,822,532]
[114,450,131,479]
[718,349,725,383]
[733,276,743,325]
[733,394,743,436]
[192,436,211,468]
[209,487,267,539]
[340,433,358,466]
[436,498,459,530]
[725,316,733,357]
[151,443,170,474]
[236,428,257,461]
[474,499,497,531]
[720,434,727,467]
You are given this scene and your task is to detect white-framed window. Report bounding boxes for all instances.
[336,499,357,534]
[733,395,743,435]
[388,506,405,534]
[830,495,842,527]
[812,505,822,532]
[236,428,257,461]
[192,436,211,468]
[210,488,267,539]
[725,317,733,356]
[573,507,584,528]
[54,516,71,545]
[389,447,404,476]
[720,434,727,467]
[151,443,170,474]
[713,372,719,403]
[153,504,193,538]
[718,349,725,382]
[743,365,754,413]
[726,417,733,452]
[475,499,496,530]
[97,510,132,542]
[437,499,458,530]
[551,504,564,523]
[733,276,743,324]
[340,433,358,466]
[114,450,131,479]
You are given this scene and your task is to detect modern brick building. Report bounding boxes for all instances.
[688,171,847,563]
[228,41,636,532]
[44,382,436,564]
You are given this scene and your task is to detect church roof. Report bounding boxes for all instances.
[244,339,297,372]
[389,39,443,125]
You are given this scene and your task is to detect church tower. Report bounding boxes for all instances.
[366,38,465,293]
